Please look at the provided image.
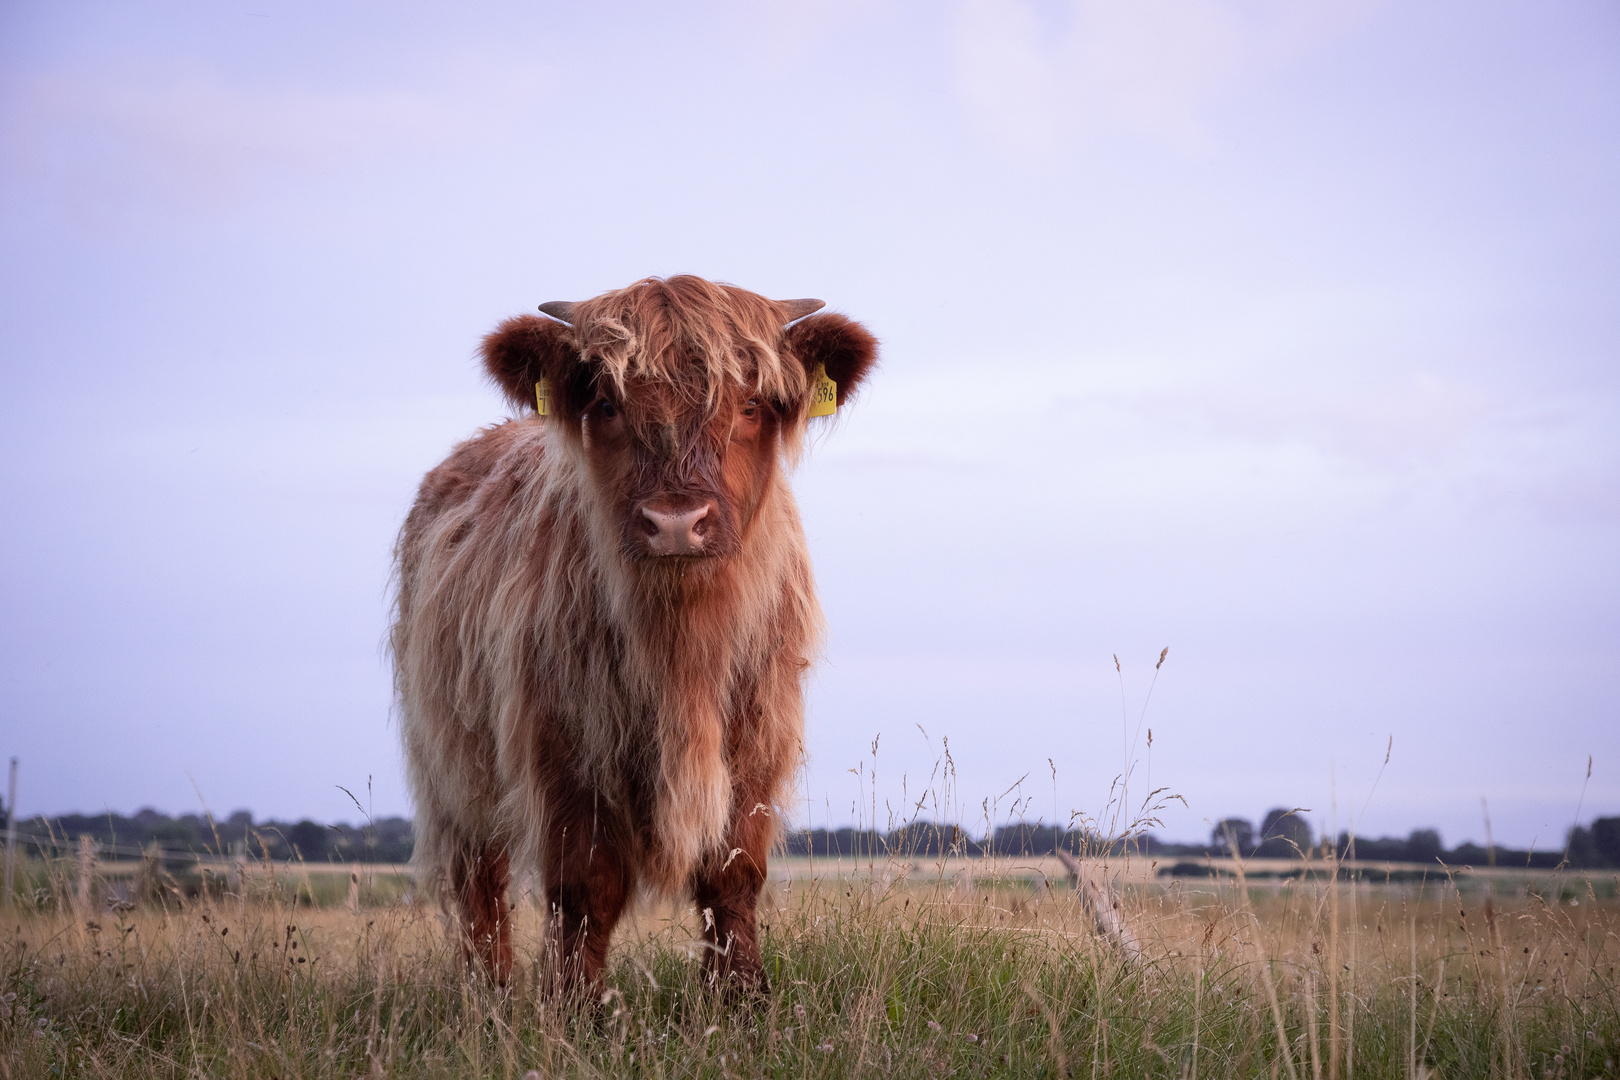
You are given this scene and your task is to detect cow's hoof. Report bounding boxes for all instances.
[708,968,770,1008]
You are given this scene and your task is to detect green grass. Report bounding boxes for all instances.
[2,858,1617,1078]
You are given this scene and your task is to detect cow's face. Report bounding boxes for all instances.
[578,370,780,561]
[482,276,878,565]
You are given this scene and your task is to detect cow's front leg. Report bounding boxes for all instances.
[541,804,630,997]
[691,799,773,995]
[451,843,513,985]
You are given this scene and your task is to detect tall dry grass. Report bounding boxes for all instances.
[1,850,1616,1078]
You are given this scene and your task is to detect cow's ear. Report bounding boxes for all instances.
[783,313,879,413]
[481,315,581,416]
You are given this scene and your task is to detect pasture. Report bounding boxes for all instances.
[2,852,1616,1078]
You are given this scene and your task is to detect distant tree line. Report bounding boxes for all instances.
[8,806,1619,870]
[1205,809,1620,870]
[777,815,1334,860]
[5,808,414,864]
[780,809,1620,870]
[776,822,1211,859]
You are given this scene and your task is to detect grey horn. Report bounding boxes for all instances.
[538,301,577,324]
[778,298,825,324]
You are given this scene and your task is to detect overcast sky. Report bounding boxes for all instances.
[2,0,1615,849]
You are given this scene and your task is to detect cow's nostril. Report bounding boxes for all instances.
[640,503,711,556]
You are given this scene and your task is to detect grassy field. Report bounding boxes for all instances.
[1,854,1617,1078]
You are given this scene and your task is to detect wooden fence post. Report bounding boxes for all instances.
[1054,848,1141,959]
[232,842,248,914]
[76,834,95,915]
[348,865,361,914]
[138,842,164,905]
[3,757,16,908]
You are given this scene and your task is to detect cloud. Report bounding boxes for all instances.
[1145,370,1495,466]
[711,0,901,66]
[0,57,547,223]
[824,356,1620,526]
[950,0,1376,155]
[1136,373,1620,523]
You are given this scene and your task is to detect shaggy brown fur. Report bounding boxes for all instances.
[392,276,877,992]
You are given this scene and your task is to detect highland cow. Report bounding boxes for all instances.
[391,276,877,992]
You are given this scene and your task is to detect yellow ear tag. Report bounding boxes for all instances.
[534,378,552,417]
[807,363,837,418]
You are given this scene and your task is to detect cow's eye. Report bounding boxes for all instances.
[742,398,760,419]
[595,398,618,420]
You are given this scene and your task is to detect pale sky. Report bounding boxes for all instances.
[2,0,1615,848]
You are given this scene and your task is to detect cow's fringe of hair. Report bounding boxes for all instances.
[572,276,811,436]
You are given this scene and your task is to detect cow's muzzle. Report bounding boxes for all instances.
[638,498,718,557]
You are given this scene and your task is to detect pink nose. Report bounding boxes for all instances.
[641,504,710,556]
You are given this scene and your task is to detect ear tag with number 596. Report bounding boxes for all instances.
[534,378,552,417]
[808,364,837,418]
